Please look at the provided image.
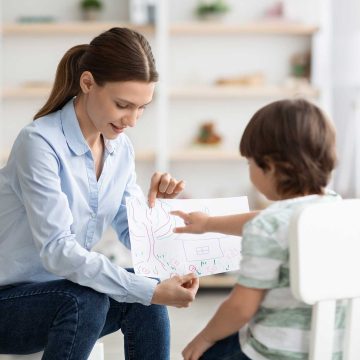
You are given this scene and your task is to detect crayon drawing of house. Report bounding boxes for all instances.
[182,237,224,261]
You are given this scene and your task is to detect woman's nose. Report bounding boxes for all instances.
[123,109,138,127]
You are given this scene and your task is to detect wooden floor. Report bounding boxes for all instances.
[102,290,228,360]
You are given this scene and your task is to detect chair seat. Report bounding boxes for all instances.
[0,341,104,360]
[0,355,40,360]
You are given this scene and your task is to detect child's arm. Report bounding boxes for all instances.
[170,211,258,236]
[182,284,265,360]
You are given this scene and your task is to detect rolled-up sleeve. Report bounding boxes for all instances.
[16,130,157,305]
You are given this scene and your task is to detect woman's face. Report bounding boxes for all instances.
[80,75,155,140]
[248,158,279,201]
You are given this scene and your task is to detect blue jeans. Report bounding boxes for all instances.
[0,279,170,360]
[201,333,251,360]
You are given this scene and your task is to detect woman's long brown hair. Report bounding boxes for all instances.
[34,27,158,120]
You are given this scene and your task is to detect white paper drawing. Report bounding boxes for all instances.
[126,196,249,279]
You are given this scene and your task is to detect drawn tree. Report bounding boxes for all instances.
[128,198,180,276]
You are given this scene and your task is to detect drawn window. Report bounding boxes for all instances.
[196,246,210,256]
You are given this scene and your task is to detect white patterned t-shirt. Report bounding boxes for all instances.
[237,191,345,360]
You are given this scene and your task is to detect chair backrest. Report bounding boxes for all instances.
[289,199,360,360]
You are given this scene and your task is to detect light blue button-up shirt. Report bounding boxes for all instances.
[0,99,157,305]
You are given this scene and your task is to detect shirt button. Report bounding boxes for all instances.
[91,213,96,218]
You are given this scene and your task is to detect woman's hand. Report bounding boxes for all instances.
[170,211,210,234]
[182,332,215,360]
[148,172,185,207]
[151,273,199,308]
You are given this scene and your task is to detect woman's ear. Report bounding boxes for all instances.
[79,71,95,94]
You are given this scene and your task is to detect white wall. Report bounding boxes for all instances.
[1,0,129,22]
[331,0,360,197]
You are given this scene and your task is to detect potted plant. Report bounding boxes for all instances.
[80,0,103,21]
[195,0,230,21]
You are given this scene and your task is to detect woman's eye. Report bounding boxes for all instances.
[116,103,127,109]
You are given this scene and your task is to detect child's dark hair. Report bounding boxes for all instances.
[240,98,337,197]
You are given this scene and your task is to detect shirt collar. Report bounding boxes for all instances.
[104,138,116,154]
[269,189,340,209]
[60,98,116,156]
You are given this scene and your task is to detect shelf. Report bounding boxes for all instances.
[2,85,51,99]
[0,145,243,163]
[170,21,319,36]
[135,150,243,162]
[0,148,153,164]
[0,149,241,164]
[199,274,237,288]
[0,151,10,166]
[171,85,320,99]
[3,84,320,100]
[3,22,154,35]
[171,149,243,161]
[2,21,317,36]
[135,151,155,162]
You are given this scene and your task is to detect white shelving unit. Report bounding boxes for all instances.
[0,17,320,168]
[0,0,331,287]
[159,1,328,202]
[1,20,318,36]
[0,0,331,199]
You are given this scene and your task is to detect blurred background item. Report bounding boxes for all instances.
[291,51,311,79]
[195,122,222,146]
[195,0,230,21]
[80,0,104,21]
[129,0,153,25]
[263,1,284,19]
[215,72,265,87]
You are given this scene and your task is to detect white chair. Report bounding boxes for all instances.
[0,341,104,360]
[289,199,360,360]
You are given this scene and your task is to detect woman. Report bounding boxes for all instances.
[0,27,199,360]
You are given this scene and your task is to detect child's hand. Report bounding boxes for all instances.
[170,211,209,234]
[182,332,215,360]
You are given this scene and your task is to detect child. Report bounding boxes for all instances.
[171,98,341,360]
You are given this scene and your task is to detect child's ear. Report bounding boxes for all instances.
[262,156,275,174]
